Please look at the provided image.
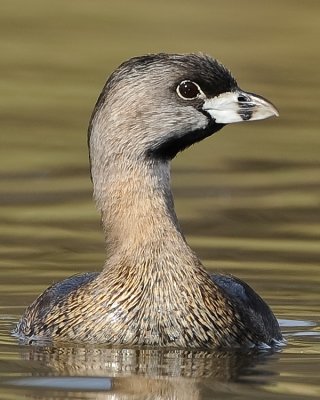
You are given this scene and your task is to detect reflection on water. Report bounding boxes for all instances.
[0,0,320,399]
[18,345,270,378]
[5,345,280,399]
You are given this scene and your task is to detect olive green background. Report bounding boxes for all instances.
[0,1,319,399]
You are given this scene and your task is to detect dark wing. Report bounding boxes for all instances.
[15,272,99,338]
[211,274,282,344]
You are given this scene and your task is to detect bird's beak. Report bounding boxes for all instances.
[202,89,279,124]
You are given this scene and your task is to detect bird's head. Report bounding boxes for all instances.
[88,53,278,163]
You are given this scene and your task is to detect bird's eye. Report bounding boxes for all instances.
[176,80,201,100]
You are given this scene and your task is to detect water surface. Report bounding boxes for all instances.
[0,0,319,399]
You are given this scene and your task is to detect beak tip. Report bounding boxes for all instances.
[271,105,280,118]
[256,99,279,121]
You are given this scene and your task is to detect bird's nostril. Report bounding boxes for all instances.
[238,95,249,102]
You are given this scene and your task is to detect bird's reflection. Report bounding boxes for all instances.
[13,344,280,400]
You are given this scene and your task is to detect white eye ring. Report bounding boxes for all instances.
[176,80,204,100]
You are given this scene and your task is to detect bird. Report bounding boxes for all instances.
[14,53,282,349]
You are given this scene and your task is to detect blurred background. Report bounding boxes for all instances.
[0,1,319,398]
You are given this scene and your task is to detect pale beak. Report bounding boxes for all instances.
[202,89,279,124]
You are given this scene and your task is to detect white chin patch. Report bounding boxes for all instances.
[202,91,279,124]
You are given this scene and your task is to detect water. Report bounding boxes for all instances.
[0,0,319,398]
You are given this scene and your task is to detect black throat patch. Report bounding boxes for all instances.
[147,117,224,160]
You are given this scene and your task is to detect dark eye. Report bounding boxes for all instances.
[176,80,201,100]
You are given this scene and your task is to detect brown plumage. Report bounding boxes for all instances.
[14,53,282,348]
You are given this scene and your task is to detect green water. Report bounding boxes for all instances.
[0,0,319,399]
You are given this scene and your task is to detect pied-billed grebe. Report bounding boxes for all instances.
[15,53,282,348]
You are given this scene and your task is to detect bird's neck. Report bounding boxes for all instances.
[92,156,198,269]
